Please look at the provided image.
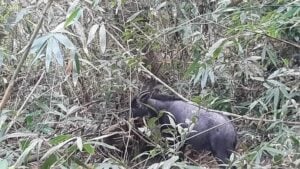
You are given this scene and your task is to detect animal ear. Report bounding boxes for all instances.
[138,91,151,102]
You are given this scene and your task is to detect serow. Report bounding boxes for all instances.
[131,92,237,168]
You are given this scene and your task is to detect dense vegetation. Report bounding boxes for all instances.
[0,0,299,168]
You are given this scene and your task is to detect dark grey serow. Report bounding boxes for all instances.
[131,92,237,167]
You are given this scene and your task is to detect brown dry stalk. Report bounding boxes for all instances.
[0,0,54,111]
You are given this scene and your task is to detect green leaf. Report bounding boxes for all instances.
[185,55,200,76]
[83,144,95,155]
[0,132,38,142]
[284,7,299,18]
[51,37,64,66]
[279,86,290,99]
[66,105,81,116]
[206,38,227,59]
[147,116,159,129]
[72,51,80,86]
[49,134,72,145]
[64,7,83,27]
[201,66,209,89]
[88,141,120,151]
[267,79,285,87]
[45,37,55,71]
[41,154,57,169]
[31,34,51,54]
[14,138,43,167]
[193,67,204,86]
[126,10,144,23]
[20,139,31,151]
[14,7,33,24]
[42,137,76,160]
[99,23,107,54]
[290,136,300,146]
[265,88,274,104]
[67,145,77,154]
[249,100,258,111]
[31,40,47,65]
[67,0,80,14]
[53,33,76,50]
[73,52,80,73]
[208,68,215,84]
[262,45,267,62]
[273,88,280,110]
[266,48,278,67]
[163,111,176,128]
[264,147,285,155]
[258,99,269,111]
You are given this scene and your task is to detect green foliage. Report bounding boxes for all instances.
[30,33,76,71]
[64,7,83,28]
[83,143,95,155]
[50,134,72,145]
[240,125,300,168]
[0,0,18,24]
[0,0,299,168]
[41,154,57,169]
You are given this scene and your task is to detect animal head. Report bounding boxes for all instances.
[130,91,183,118]
[130,91,156,118]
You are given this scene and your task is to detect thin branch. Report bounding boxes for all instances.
[260,32,300,49]
[0,0,54,111]
[5,71,46,134]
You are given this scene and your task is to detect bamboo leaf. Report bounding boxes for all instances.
[87,24,99,45]
[41,154,57,169]
[99,23,107,54]
[206,38,227,59]
[208,68,215,84]
[201,67,209,89]
[0,132,38,142]
[83,144,95,155]
[41,137,76,160]
[126,10,144,23]
[76,137,83,151]
[54,33,76,50]
[64,7,83,27]
[273,87,280,110]
[51,37,64,66]
[45,38,55,71]
[13,138,43,167]
[49,134,72,145]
